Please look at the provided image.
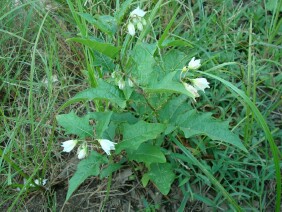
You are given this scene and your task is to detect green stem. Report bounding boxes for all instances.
[101,155,113,211]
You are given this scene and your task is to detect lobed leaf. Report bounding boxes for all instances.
[127,143,166,164]
[66,151,108,201]
[67,79,126,109]
[116,121,166,153]
[56,111,92,138]
[67,37,121,58]
[147,163,176,195]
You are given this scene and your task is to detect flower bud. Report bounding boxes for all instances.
[183,83,199,101]
[127,22,135,36]
[118,79,125,90]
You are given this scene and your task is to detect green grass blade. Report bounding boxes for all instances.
[199,69,281,212]
[171,136,242,211]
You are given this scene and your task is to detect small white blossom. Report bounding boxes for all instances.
[130,7,146,18]
[183,83,199,101]
[61,140,78,152]
[77,143,87,159]
[128,78,134,87]
[188,57,201,70]
[97,139,117,155]
[127,22,135,36]
[191,78,210,92]
[34,178,48,186]
[118,79,125,90]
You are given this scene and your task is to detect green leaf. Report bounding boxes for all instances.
[158,95,189,134]
[127,143,166,164]
[87,112,113,138]
[78,13,117,36]
[67,37,121,58]
[116,121,166,153]
[66,151,108,201]
[176,110,248,153]
[100,163,122,179]
[147,163,175,195]
[162,49,189,73]
[141,173,150,187]
[144,71,195,100]
[56,111,92,138]
[64,79,126,109]
[130,42,157,86]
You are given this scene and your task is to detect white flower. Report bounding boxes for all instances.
[136,22,143,31]
[191,78,210,92]
[183,83,199,101]
[34,178,48,186]
[127,22,135,36]
[97,139,117,155]
[77,143,87,159]
[188,57,201,70]
[130,7,146,18]
[61,140,78,152]
[118,78,125,90]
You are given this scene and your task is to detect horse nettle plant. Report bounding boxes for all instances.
[57,2,247,205]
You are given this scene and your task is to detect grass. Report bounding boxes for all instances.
[0,0,281,211]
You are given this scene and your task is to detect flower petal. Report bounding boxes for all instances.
[127,22,135,36]
[191,78,210,92]
[130,7,146,18]
[61,140,78,152]
[188,57,201,70]
[98,139,117,155]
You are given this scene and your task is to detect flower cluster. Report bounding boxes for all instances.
[112,71,134,90]
[127,7,147,36]
[181,57,210,101]
[61,139,116,159]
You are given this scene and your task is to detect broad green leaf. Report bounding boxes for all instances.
[66,151,108,201]
[114,0,134,23]
[147,163,175,195]
[66,79,126,108]
[111,112,138,124]
[67,37,121,58]
[127,143,166,164]
[100,163,122,179]
[158,95,189,134]
[144,71,195,100]
[56,111,92,138]
[141,173,150,187]
[176,110,248,152]
[116,121,166,153]
[78,13,117,36]
[130,42,157,86]
[162,49,189,73]
[87,112,113,138]
[159,95,188,123]
[92,51,115,70]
